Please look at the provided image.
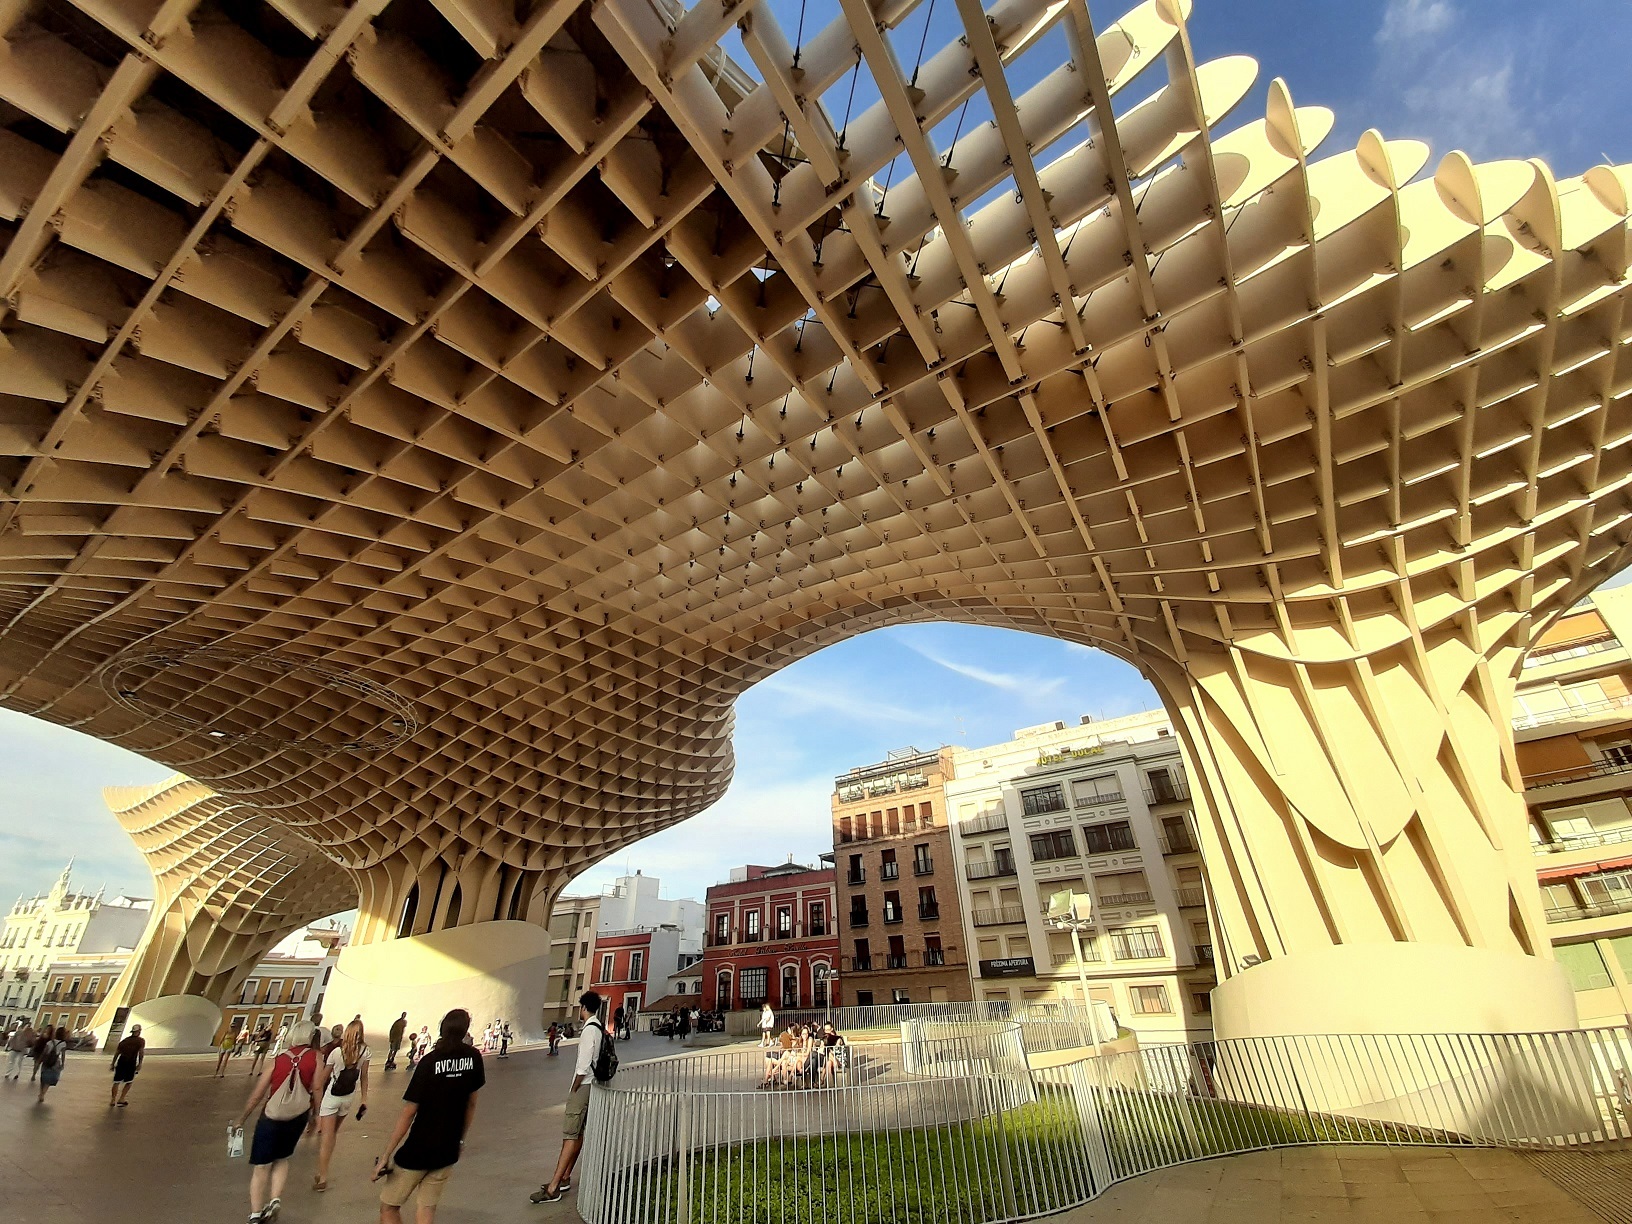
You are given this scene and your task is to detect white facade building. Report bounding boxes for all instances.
[1,864,152,1030]
[545,893,600,1024]
[596,871,704,956]
[946,710,1217,1043]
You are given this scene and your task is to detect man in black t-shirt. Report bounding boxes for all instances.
[386,1012,408,1069]
[373,1009,485,1223]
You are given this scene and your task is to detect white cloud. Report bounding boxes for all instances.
[755,675,934,727]
[899,639,1065,700]
[1375,0,1455,47]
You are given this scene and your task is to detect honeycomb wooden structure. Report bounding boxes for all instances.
[1,0,1628,1011]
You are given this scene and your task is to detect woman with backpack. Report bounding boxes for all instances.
[35,1025,68,1104]
[236,1019,325,1224]
[312,1018,369,1192]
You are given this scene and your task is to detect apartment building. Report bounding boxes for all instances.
[590,926,697,1022]
[1,864,152,1031]
[215,925,345,1039]
[832,748,973,1005]
[701,862,837,1012]
[596,871,704,958]
[32,955,124,1035]
[946,711,1217,1042]
[1513,585,1632,1023]
[544,894,599,1024]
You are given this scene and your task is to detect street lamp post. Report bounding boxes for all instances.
[1045,891,1104,1059]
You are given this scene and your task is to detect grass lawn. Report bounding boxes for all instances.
[637,1083,1453,1224]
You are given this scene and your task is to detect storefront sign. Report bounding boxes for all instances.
[1037,745,1105,766]
[978,957,1036,978]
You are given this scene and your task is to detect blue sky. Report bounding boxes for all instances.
[1,0,1629,910]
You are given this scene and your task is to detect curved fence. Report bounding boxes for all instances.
[579,1016,1632,1224]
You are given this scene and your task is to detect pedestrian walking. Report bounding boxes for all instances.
[215,1026,239,1078]
[499,1022,511,1059]
[678,1007,691,1044]
[313,1018,369,1192]
[386,1012,407,1070]
[321,1023,344,1060]
[270,1022,290,1058]
[35,1026,68,1104]
[611,1005,624,1045]
[237,1019,324,1224]
[5,1023,33,1079]
[373,1008,484,1224]
[530,991,613,1205]
[409,1025,431,1067]
[249,1023,272,1076]
[109,1023,146,1106]
[546,1022,561,1056]
[758,1001,775,1046]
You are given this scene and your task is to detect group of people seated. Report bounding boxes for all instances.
[759,1022,848,1089]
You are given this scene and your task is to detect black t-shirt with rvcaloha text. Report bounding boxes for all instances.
[393,1043,486,1170]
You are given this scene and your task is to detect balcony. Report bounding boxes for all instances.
[913,857,934,876]
[958,811,1010,836]
[1529,757,1632,793]
[773,927,794,941]
[918,903,940,920]
[1074,790,1124,808]
[924,949,945,966]
[709,933,733,947]
[1160,831,1200,855]
[1534,823,1632,854]
[971,904,1027,926]
[1545,894,1632,923]
[965,856,1017,881]
[1050,948,1102,967]
[1195,945,1216,967]
[808,923,828,937]
[885,954,908,970]
[848,912,870,929]
[1023,797,1070,817]
[1083,832,1139,855]
[1144,777,1191,805]
[1511,693,1632,730]
[1097,890,1154,907]
[1522,636,1622,669]
[883,906,903,924]
[847,870,866,886]
[881,862,900,881]
[740,929,763,943]
[848,956,873,972]
[1175,886,1207,908]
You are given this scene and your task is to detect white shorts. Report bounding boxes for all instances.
[319,1091,357,1118]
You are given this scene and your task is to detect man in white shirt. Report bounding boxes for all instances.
[529,991,605,1205]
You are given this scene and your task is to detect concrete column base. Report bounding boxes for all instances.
[318,920,553,1048]
[124,994,223,1050]
[1211,943,1580,1040]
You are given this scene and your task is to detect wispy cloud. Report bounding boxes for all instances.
[898,639,1066,701]
[1368,0,1535,161]
[755,675,934,727]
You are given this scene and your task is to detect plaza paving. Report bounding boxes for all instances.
[0,1034,1628,1224]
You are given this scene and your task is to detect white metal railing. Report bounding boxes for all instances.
[579,1010,1632,1224]
[1511,693,1632,729]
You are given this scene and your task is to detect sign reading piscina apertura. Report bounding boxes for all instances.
[1037,745,1106,767]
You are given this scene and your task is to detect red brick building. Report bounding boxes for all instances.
[588,930,653,1021]
[701,863,838,1012]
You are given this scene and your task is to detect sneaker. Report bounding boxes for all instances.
[530,1186,566,1204]
[263,1198,281,1221]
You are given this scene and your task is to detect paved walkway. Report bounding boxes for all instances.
[0,1037,1627,1224]
[1058,1144,1623,1223]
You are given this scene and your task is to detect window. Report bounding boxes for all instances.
[1095,871,1152,906]
[1161,816,1196,853]
[813,966,830,1008]
[744,910,762,941]
[809,902,827,936]
[739,967,768,1004]
[1146,767,1183,803]
[599,953,615,983]
[630,950,645,982]
[38,1013,51,1028]
[1555,942,1613,991]
[775,906,793,938]
[714,913,731,945]
[265,980,283,1005]
[1110,926,1165,959]
[918,886,939,919]
[68,976,82,998]
[1021,784,1067,816]
[920,802,935,828]
[847,854,865,885]
[881,849,899,880]
[853,939,872,971]
[239,978,260,1006]
[290,980,309,1004]
[1083,821,1137,855]
[716,969,732,1007]
[1072,775,1123,806]
[781,965,799,1008]
[925,934,945,966]
[856,991,874,1007]
[849,899,869,928]
[839,815,853,843]
[913,843,933,874]
[1131,985,1171,1014]
[1190,990,1213,1014]
[883,891,903,923]
[1030,830,1077,862]
[891,988,910,1004]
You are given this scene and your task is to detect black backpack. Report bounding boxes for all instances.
[41,1040,62,1071]
[590,1020,618,1083]
[332,1059,360,1096]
